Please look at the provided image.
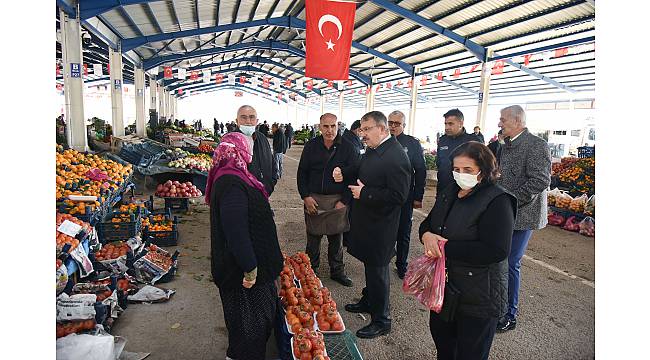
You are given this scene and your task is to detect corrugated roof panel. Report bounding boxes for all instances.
[414,0,468,18]
[217,0,237,24]
[122,5,158,36]
[149,1,181,33]
[197,0,219,28]
[101,9,136,38]
[434,0,518,29]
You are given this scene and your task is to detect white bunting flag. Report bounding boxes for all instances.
[251,76,259,88]
[203,70,211,83]
[93,64,103,76]
[296,78,304,90]
[274,78,281,91]
[228,74,236,85]
[178,68,186,80]
[541,51,552,63]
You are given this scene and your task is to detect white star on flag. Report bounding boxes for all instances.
[326,39,335,51]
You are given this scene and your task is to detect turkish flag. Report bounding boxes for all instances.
[524,54,532,66]
[178,89,183,95]
[164,66,173,79]
[56,63,61,76]
[396,80,403,87]
[163,66,174,79]
[56,84,63,91]
[263,77,270,88]
[420,75,427,86]
[305,0,355,80]
[406,79,413,88]
[453,68,461,78]
[83,63,88,76]
[190,71,198,80]
[284,78,292,87]
[375,84,382,92]
[436,72,443,81]
[327,80,334,88]
[554,47,569,58]
[469,64,480,73]
[215,73,224,84]
[491,60,505,75]
[386,82,392,89]
[305,79,314,91]
[239,76,247,84]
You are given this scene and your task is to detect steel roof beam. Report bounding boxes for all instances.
[122,17,289,52]
[143,40,371,84]
[368,0,487,61]
[160,56,322,95]
[166,65,309,98]
[79,0,159,21]
[122,16,412,76]
[176,82,290,103]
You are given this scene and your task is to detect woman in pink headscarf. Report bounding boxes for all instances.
[206,132,283,360]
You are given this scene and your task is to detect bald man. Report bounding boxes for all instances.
[235,105,277,195]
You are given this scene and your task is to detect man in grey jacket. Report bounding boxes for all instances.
[495,105,551,332]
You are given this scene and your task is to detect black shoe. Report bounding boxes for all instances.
[330,274,353,287]
[496,317,517,333]
[356,322,391,339]
[344,302,370,314]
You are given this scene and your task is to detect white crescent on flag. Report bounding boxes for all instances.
[318,14,343,40]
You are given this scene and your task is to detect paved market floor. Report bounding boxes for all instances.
[112,144,595,360]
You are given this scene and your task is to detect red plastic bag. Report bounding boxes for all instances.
[402,239,447,313]
[563,216,580,232]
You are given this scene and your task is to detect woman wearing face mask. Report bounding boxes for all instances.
[205,132,284,360]
[418,141,517,360]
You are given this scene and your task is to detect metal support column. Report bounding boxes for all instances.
[158,85,166,120]
[135,67,146,137]
[59,9,87,151]
[408,72,419,136]
[338,92,344,121]
[476,50,493,131]
[109,46,125,137]
[150,76,158,113]
[320,96,325,115]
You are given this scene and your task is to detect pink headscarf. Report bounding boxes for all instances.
[204,132,269,205]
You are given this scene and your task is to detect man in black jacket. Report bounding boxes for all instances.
[436,109,479,195]
[388,110,427,279]
[473,126,485,144]
[342,120,363,154]
[285,123,294,150]
[297,113,358,287]
[272,123,286,180]
[346,111,411,339]
[234,105,277,195]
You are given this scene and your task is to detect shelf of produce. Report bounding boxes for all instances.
[548,206,589,221]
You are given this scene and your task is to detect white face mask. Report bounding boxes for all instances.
[239,125,256,136]
[453,171,481,190]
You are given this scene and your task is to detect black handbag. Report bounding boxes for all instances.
[438,278,461,322]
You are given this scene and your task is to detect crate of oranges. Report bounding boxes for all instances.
[96,210,143,243]
[142,215,179,247]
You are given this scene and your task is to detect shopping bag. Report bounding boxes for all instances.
[402,239,447,313]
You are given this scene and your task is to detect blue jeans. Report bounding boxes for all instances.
[507,229,533,319]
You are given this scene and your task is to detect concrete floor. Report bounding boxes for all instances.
[112,144,595,360]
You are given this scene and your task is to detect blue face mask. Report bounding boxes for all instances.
[239,125,256,136]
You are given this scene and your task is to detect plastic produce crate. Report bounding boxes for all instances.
[142,217,179,247]
[96,210,142,243]
[164,197,190,212]
[324,330,364,360]
[577,146,595,158]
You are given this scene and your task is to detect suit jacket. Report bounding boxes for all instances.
[347,136,411,266]
[236,128,277,195]
[497,129,551,230]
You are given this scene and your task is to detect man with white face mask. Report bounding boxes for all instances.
[235,105,277,195]
[494,105,551,333]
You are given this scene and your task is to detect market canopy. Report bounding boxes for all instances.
[56,0,595,106]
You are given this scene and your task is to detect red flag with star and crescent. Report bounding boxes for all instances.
[305,0,356,80]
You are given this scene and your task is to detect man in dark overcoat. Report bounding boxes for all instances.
[345,111,411,339]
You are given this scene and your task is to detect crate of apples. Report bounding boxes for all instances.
[155,180,202,198]
[291,328,329,360]
[94,242,130,261]
[56,232,80,252]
